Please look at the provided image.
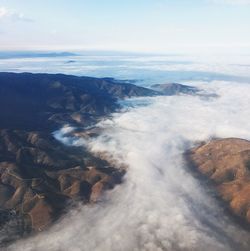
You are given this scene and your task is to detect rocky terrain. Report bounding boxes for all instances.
[187,138,250,225]
[0,72,158,244]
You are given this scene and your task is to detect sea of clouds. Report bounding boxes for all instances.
[3,54,250,251]
[1,53,250,86]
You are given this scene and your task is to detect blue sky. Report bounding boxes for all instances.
[0,0,250,53]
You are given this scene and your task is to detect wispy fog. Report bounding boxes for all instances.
[6,79,250,251]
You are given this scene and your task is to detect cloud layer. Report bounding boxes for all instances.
[6,79,250,251]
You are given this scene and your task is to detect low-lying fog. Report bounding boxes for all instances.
[7,80,250,251]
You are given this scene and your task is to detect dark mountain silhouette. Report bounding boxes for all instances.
[0,72,159,130]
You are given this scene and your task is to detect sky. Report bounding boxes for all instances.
[0,0,250,53]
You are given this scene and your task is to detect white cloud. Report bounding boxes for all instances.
[0,6,32,22]
[0,7,7,18]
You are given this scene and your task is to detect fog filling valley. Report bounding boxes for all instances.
[5,79,250,251]
[1,54,250,251]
